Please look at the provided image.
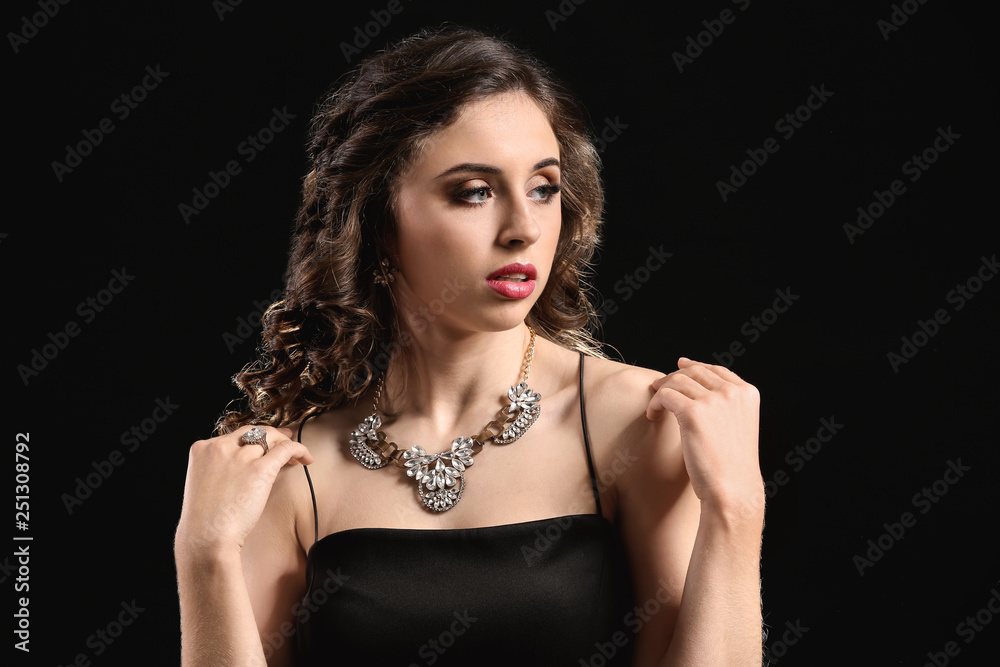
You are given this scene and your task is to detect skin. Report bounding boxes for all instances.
[175,91,764,666]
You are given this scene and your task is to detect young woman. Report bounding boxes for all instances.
[174,25,764,666]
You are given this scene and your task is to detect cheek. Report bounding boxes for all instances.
[542,211,563,283]
[546,207,562,238]
[395,212,485,289]
[394,198,439,268]
[542,207,562,248]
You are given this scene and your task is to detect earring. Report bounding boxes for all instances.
[299,360,320,386]
[373,257,396,286]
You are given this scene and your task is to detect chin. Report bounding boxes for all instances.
[401,303,524,337]
[467,303,538,334]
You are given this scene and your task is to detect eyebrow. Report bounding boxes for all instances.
[434,157,560,179]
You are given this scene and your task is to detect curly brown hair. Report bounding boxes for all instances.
[215,24,608,435]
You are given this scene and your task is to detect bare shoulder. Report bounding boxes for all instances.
[256,420,314,549]
[583,354,667,412]
[579,354,684,508]
[580,356,703,665]
[582,354,680,450]
[238,421,317,665]
[275,405,362,552]
[273,415,326,554]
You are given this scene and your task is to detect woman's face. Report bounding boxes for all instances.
[390,91,562,336]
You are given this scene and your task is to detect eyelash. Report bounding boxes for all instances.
[455,183,562,208]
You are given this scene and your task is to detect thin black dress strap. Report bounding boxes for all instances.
[298,413,320,548]
[579,351,603,517]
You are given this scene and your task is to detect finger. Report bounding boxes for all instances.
[279,425,314,465]
[650,372,711,402]
[263,427,315,466]
[650,370,682,391]
[235,426,314,466]
[650,359,725,391]
[674,363,727,391]
[267,437,315,468]
[646,385,693,421]
[274,426,302,462]
[650,358,693,391]
[679,357,748,385]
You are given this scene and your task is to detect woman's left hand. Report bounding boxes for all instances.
[646,356,763,514]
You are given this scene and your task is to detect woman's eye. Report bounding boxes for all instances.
[454,181,560,207]
[456,185,492,206]
[530,183,561,202]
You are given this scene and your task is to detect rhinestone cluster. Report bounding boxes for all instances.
[495,382,541,444]
[349,415,388,469]
[346,326,540,511]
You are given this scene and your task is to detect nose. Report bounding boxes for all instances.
[496,194,541,248]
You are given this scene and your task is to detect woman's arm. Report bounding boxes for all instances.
[659,497,764,666]
[174,427,314,667]
[175,545,267,667]
[610,359,764,666]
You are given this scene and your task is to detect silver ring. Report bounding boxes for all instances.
[240,426,269,455]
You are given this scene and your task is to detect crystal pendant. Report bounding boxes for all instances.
[349,415,388,469]
[403,437,476,512]
[494,382,541,444]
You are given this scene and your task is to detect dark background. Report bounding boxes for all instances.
[7,0,998,665]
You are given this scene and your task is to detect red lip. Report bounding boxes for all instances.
[486,262,537,300]
[487,263,537,281]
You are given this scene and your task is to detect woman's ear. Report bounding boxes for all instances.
[379,212,399,266]
[383,236,398,264]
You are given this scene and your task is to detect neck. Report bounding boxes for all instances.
[377,321,532,436]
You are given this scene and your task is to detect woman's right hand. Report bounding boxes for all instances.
[174,425,314,562]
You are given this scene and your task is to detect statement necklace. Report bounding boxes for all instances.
[348,326,541,512]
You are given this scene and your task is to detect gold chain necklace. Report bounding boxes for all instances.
[348,326,541,512]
